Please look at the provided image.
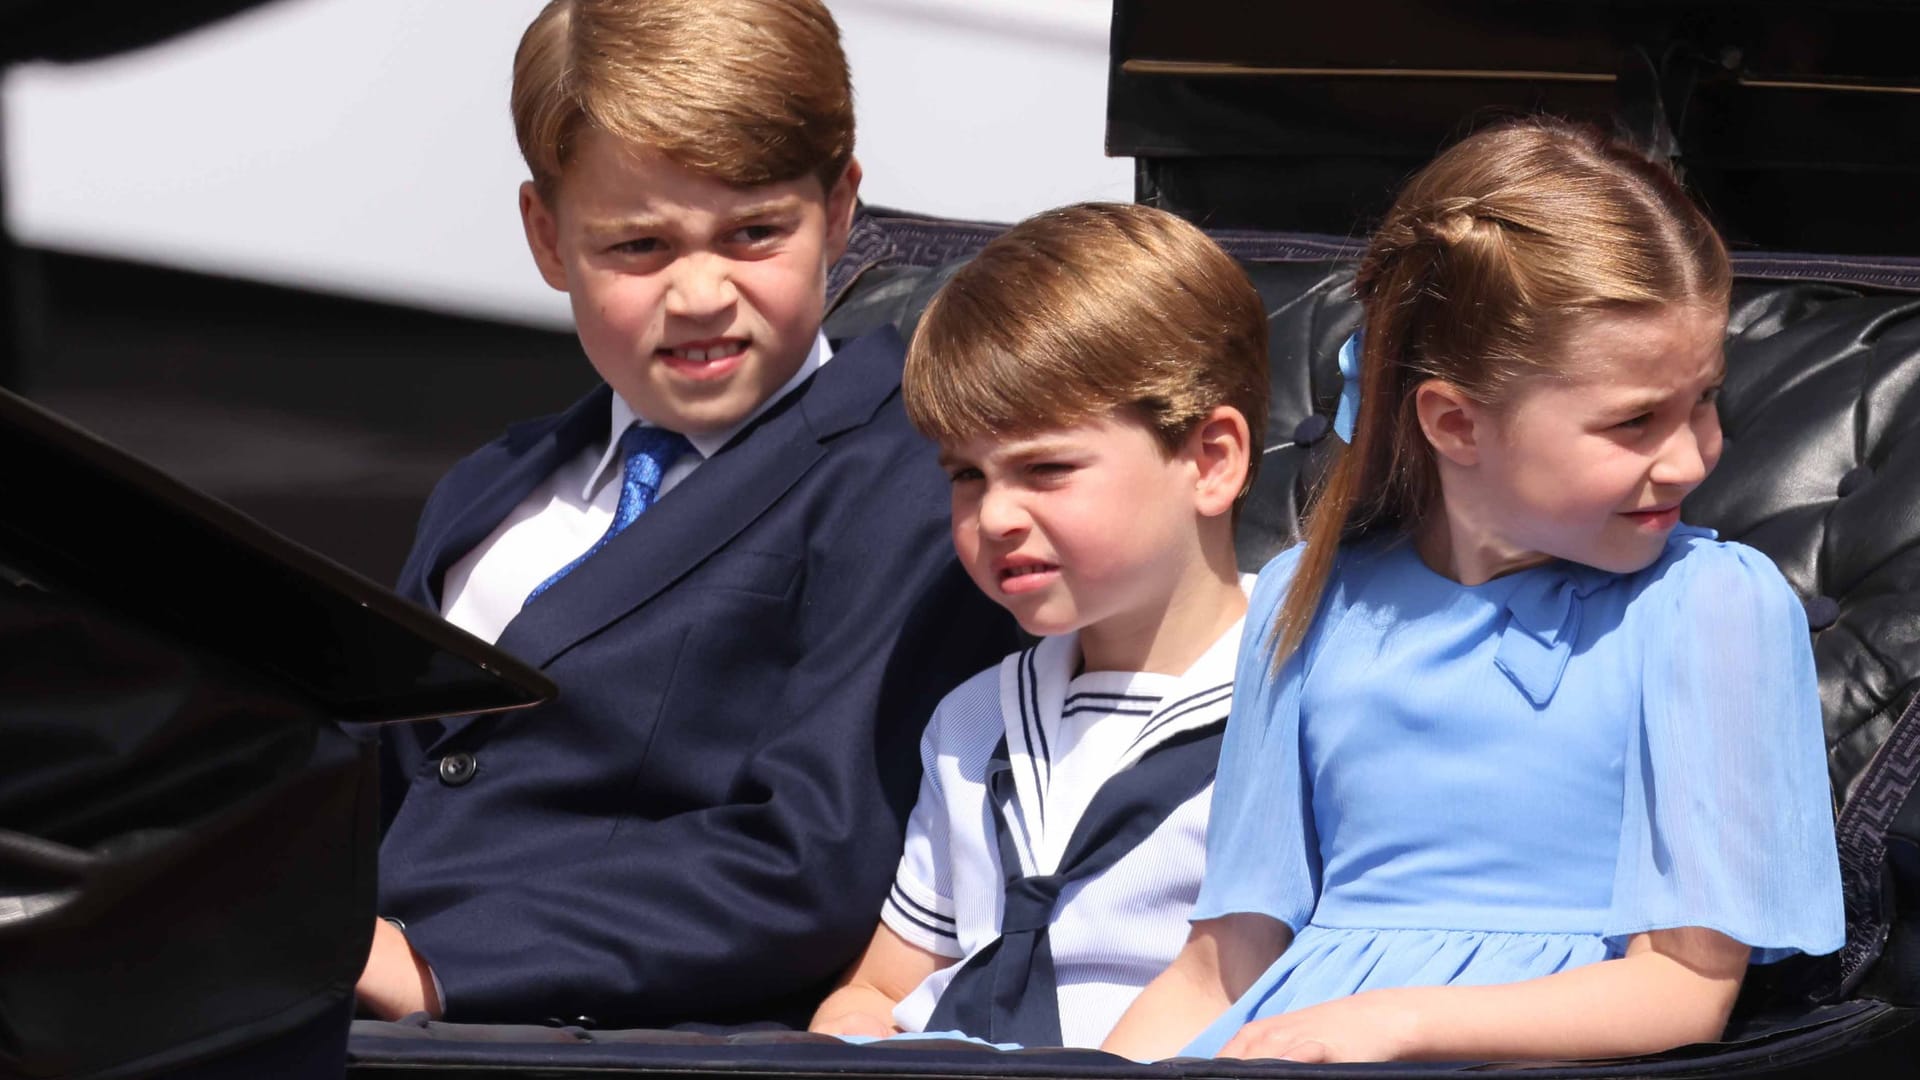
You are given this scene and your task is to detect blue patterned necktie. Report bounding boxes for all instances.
[524,424,691,606]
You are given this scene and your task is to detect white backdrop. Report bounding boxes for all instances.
[1,0,1130,328]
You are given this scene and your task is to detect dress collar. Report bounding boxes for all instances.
[1490,525,1715,706]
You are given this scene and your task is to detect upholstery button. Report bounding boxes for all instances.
[438,752,477,786]
[572,1015,598,1029]
[1838,465,1871,498]
[1803,596,1841,632]
[1292,415,1332,447]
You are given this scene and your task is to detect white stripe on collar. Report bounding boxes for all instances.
[1113,615,1244,770]
[580,332,833,500]
[995,605,1249,875]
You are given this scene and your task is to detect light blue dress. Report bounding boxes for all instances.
[1184,525,1846,1058]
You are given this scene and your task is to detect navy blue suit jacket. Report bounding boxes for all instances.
[378,328,1018,1027]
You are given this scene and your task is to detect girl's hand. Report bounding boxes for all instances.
[1217,988,1421,1063]
[1216,929,1745,1064]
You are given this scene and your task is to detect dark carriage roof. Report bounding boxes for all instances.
[1108,0,1920,256]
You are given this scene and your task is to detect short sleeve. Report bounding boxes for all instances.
[1604,540,1845,963]
[1189,545,1321,932]
[881,703,966,958]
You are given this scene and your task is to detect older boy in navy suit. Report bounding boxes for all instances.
[357,0,1016,1028]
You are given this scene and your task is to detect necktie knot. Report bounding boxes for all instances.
[999,874,1065,933]
[610,425,692,533]
[524,423,692,606]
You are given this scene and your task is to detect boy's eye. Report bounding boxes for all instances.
[611,237,664,255]
[1697,385,1723,407]
[1027,462,1076,480]
[946,467,983,484]
[1613,412,1653,431]
[731,224,782,245]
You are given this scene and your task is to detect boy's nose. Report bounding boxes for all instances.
[664,254,739,317]
[975,486,1029,539]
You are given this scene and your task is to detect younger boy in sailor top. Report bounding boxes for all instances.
[809,203,1270,1048]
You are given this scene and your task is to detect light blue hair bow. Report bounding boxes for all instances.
[1333,329,1364,443]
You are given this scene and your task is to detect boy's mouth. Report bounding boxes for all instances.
[658,338,748,379]
[997,560,1060,595]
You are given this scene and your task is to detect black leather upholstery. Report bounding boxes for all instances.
[347,209,1920,1074]
[825,207,1920,803]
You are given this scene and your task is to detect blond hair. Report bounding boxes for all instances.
[904,202,1269,500]
[1272,117,1733,664]
[511,0,854,195]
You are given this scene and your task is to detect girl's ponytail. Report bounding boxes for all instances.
[1271,207,1458,664]
[1268,117,1730,670]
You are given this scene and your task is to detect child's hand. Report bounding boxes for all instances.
[808,923,947,1040]
[809,1010,902,1039]
[1217,988,1421,1063]
[356,917,442,1021]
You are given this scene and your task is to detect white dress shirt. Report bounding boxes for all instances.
[439,334,831,644]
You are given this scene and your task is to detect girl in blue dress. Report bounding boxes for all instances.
[1101,117,1846,1064]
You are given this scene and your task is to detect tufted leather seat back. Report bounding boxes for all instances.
[341,213,1920,1072]
[825,207,1920,827]
[831,212,1920,1003]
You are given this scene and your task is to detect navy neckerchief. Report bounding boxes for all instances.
[924,718,1226,1046]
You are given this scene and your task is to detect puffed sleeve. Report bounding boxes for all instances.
[1189,545,1321,932]
[1604,539,1845,963]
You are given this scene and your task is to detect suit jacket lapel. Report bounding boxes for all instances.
[497,398,824,669]
[496,326,908,672]
[416,386,613,611]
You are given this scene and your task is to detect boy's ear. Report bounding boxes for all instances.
[1414,379,1485,466]
[519,181,570,293]
[1187,405,1253,518]
[821,157,863,264]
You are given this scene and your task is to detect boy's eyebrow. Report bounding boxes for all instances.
[999,434,1084,458]
[578,199,802,241]
[580,214,669,238]
[938,434,1084,470]
[723,196,804,221]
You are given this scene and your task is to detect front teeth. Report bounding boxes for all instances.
[673,342,745,363]
[1005,565,1051,577]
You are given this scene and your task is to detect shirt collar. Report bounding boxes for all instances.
[582,332,833,500]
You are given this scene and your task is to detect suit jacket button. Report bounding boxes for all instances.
[438,752,477,786]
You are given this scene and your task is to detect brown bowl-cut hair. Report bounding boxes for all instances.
[1270,116,1733,667]
[511,0,855,197]
[904,202,1270,502]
